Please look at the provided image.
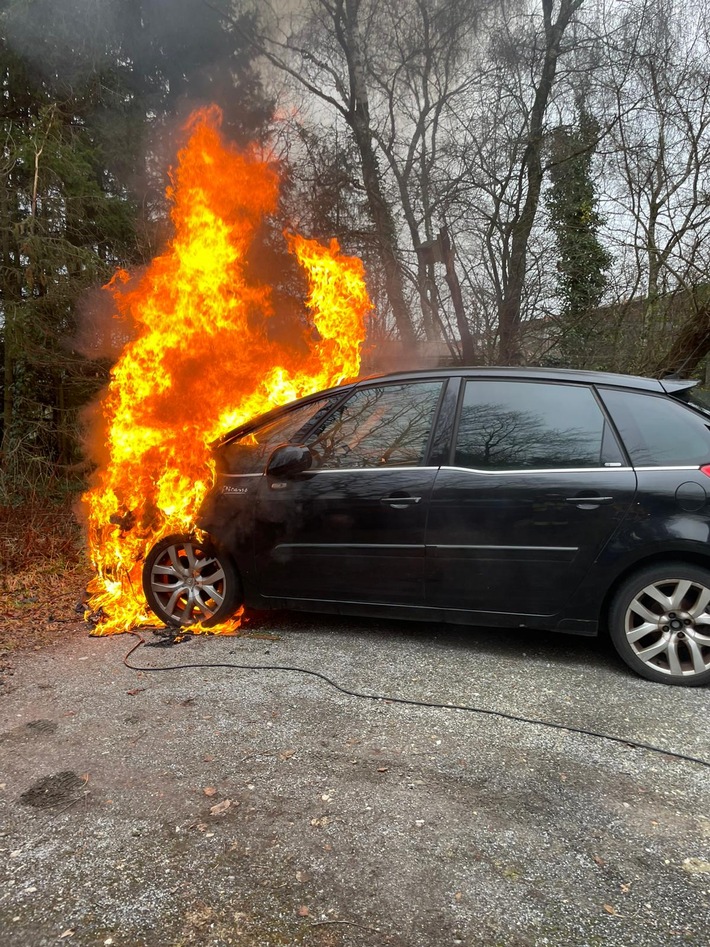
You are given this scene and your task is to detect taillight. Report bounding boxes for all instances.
[700,465,710,478]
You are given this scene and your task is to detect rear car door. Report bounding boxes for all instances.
[425,379,638,617]
[598,385,710,548]
[254,379,446,604]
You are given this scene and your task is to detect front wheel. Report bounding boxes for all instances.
[142,534,242,628]
[608,562,710,686]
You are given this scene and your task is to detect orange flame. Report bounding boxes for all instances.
[82,107,370,634]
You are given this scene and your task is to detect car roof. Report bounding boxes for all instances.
[356,365,695,394]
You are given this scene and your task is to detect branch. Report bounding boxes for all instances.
[200,0,350,120]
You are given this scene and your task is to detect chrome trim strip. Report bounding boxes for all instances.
[299,466,436,474]
[429,544,577,552]
[223,463,694,478]
[310,464,701,473]
[439,465,634,475]
[308,464,643,475]
[276,543,420,550]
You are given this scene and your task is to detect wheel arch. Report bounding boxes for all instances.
[598,549,710,636]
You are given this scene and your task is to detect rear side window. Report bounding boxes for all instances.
[600,388,710,466]
[455,380,623,470]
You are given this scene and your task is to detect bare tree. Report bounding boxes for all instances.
[598,0,710,375]
[433,1,591,363]
[490,0,586,363]
[216,0,710,378]
[224,0,417,342]
[364,0,484,356]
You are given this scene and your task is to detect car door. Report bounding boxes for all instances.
[254,379,446,604]
[197,393,347,590]
[425,379,638,617]
[598,384,710,548]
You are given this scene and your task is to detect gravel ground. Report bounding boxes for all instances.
[1,613,709,947]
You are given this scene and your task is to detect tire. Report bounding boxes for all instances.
[142,534,242,628]
[608,562,710,686]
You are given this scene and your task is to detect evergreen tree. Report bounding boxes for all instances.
[0,0,273,493]
[0,13,139,482]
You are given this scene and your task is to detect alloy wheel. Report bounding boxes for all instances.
[623,577,710,679]
[147,537,229,626]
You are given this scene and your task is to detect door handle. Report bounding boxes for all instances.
[565,495,614,506]
[380,494,422,509]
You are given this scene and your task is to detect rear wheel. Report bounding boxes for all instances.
[608,562,710,686]
[142,534,241,628]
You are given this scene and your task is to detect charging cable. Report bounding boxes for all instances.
[123,631,710,770]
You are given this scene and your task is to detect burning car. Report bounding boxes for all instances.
[142,366,710,687]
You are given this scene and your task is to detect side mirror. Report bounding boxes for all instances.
[266,444,313,479]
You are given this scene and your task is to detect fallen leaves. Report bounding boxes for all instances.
[297,906,310,917]
[0,554,90,662]
[209,799,232,816]
[203,787,217,797]
[682,857,710,874]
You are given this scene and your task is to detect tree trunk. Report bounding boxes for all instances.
[498,0,585,364]
[1,178,20,455]
[652,306,710,378]
[353,122,416,343]
[440,228,476,364]
[343,0,415,344]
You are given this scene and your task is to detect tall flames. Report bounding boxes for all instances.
[82,107,371,634]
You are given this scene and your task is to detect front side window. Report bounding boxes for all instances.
[306,381,443,469]
[454,380,622,470]
[600,388,710,466]
[220,396,340,473]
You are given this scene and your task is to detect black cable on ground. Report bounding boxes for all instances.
[123,631,710,770]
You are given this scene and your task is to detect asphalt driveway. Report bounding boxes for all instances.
[1,614,709,947]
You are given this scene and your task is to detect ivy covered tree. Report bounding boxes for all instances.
[545,103,612,367]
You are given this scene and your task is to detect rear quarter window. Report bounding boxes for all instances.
[600,388,710,466]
